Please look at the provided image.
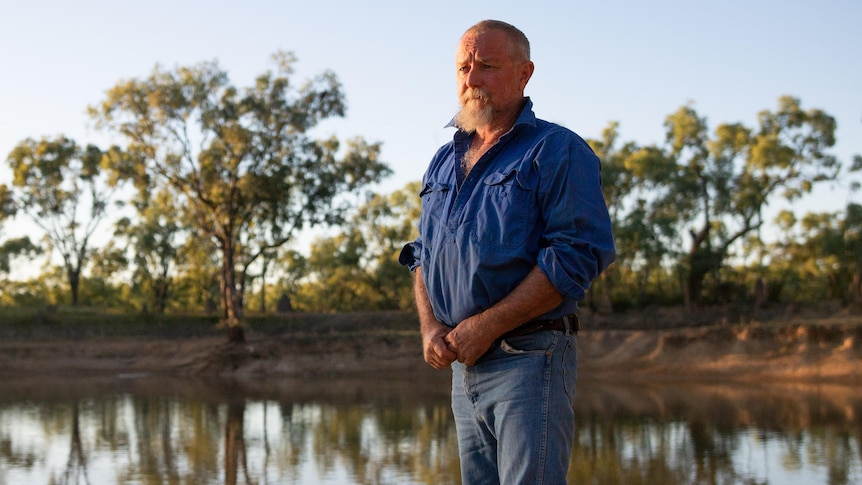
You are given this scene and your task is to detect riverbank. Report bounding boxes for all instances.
[0,308,862,383]
[1,310,860,384]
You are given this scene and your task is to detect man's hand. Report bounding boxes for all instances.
[422,320,458,369]
[414,268,457,369]
[443,314,498,367]
[444,266,564,366]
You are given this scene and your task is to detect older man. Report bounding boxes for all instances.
[400,20,615,484]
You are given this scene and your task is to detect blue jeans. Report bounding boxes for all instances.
[451,330,578,484]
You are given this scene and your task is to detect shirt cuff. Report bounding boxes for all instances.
[398,242,421,271]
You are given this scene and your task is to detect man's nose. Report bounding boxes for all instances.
[464,65,482,87]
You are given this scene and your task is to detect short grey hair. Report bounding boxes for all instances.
[463,20,531,63]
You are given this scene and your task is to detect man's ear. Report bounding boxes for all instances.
[520,61,535,91]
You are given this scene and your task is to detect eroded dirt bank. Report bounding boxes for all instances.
[1,315,860,383]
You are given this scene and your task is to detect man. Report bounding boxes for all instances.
[399,20,615,484]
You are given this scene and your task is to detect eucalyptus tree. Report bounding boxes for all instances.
[0,237,40,277]
[588,123,681,308]
[844,203,862,306]
[267,248,307,311]
[115,189,185,313]
[299,232,370,312]
[172,230,221,313]
[0,184,13,222]
[5,137,124,305]
[349,181,421,310]
[661,96,841,305]
[778,204,862,304]
[0,185,36,277]
[90,52,391,341]
[295,182,421,311]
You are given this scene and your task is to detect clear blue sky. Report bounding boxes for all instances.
[1,0,860,250]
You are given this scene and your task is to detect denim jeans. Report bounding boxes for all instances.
[451,330,578,484]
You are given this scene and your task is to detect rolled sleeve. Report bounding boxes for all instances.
[399,239,422,272]
[536,135,616,301]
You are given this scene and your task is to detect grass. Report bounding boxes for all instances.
[1,302,858,341]
[0,306,421,340]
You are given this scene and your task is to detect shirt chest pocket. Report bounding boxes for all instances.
[473,169,533,248]
[419,182,451,232]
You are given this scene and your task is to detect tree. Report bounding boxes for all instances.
[0,236,40,277]
[348,182,421,310]
[172,231,221,313]
[91,52,391,341]
[0,184,13,222]
[5,136,124,305]
[115,189,186,313]
[662,96,841,306]
[262,248,307,312]
[293,182,420,312]
[589,123,680,309]
[770,204,862,305]
[298,233,371,311]
[82,240,134,310]
[0,186,40,277]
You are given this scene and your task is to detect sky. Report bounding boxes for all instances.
[1,0,861,261]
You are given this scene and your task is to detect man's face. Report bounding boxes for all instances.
[455,29,532,132]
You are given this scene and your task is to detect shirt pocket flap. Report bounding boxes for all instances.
[483,169,528,189]
[420,182,451,196]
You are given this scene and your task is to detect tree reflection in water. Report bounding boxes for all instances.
[0,375,859,484]
[56,400,90,485]
[569,379,862,484]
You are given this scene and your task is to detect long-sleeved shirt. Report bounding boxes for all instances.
[399,98,615,327]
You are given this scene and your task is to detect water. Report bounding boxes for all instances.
[0,374,860,484]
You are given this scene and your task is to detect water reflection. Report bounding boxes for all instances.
[572,379,862,485]
[0,375,860,484]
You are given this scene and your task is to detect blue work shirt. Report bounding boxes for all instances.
[399,98,615,327]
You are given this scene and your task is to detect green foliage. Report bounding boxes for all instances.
[0,184,14,220]
[0,236,40,275]
[631,97,841,306]
[111,188,186,313]
[89,52,391,335]
[3,87,861,319]
[273,182,419,312]
[4,136,123,306]
[766,204,862,304]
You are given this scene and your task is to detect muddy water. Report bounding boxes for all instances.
[0,374,860,484]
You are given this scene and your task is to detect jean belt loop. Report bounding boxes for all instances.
[562,315,571,335]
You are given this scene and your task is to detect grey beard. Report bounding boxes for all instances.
[454,104,495,133]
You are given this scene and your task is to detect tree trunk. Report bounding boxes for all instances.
[220,241,245,343]
[68,268,80,306]
[153,276,169,314]
[849,270,862,309]
[259,256,269,314]
[685,224,712,308]
[259,275,266,313]
[685,267,705,308]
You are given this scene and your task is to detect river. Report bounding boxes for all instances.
[0,373,860,484]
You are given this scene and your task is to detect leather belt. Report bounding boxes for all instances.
[499,313,579,341]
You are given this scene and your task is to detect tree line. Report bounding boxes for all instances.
[1,53,860,340]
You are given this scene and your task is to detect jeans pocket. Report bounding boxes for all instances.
[499,332,556,355]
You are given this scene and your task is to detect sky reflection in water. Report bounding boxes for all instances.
[0,374,860,484]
